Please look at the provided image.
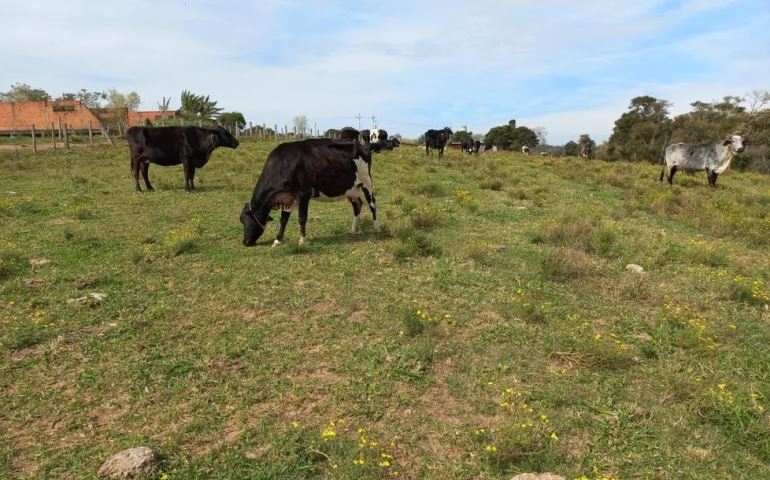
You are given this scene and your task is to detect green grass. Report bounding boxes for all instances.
[1,142,770,479]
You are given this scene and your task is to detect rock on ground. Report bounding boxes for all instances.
[97,447,158,479]
[67,292,107,307]
[510,474,567,480]
[625,263,645,273]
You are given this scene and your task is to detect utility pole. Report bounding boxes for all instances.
[355,113,362,130]
[371,116,377,129]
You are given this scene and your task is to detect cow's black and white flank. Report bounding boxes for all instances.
[521,145,531,155]
[660,134,748,188]
[425,127,453,158]
[370,137,400,153]
[240,139,379,247]
[127,125,239,192]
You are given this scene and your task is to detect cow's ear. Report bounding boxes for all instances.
[723,138,732,146]
[744,139,751,146]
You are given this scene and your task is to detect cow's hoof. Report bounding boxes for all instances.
[373,220,381,233]
[299,236,308,245]
[272,239,282,248]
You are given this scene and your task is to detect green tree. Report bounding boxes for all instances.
[484,119,538,151]
[180,90,222,120]
[451,130,473,143]
[0,83,50,102]
[564,141,579,156]
[158,96,172,111]
[58,89,106,107]
[293,115,308,135]
[607,96,672,162]
[324,128,341,138]
[106,88,141,111]
[218,112,246,130]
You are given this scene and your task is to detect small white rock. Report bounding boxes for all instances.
[625,264,644,274]
[67,292,108,307]
[29,258,51,267]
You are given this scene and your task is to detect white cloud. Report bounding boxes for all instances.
[0,0,766,139]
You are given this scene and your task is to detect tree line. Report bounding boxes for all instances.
[600,92,770,172]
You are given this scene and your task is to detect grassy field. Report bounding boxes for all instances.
[1,140,769,479]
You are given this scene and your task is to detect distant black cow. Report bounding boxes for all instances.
[127,125,239,192]
[425,127,453,158]
[240,139,379,247]
[461,139,473,154]
[339,127,360,141]
[472,140,481,154]
[360,129,371,144]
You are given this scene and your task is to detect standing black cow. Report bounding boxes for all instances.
[360,129,371,144]
[339,127,360,141]
[127,125,239,192]
[461,139,473,154]
[425,127,453,158]
[472,140,481,154]
[240,139,379,247]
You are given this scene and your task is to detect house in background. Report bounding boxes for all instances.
[0,99,180,136]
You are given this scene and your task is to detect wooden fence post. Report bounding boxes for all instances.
[51,122,56,150]
[262,123,266,139]
[57,117,63,140]
[274,124,278,140]
[88,121,94,146]
[31,124,37,154]
[64,123,70,150]
[249,122,253,137]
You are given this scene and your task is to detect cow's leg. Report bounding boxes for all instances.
[183,163,193,192]
[348,197,363,234]
[132,158,142,192]
[361,187,380,232]
[707,169,718,188]
[188,167,196,191]
[297,195,310,245]
[667,166,677,185]
[659,165,666,182]
[273,209,292,247]
[141,162,154,191]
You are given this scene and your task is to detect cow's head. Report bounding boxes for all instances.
[240,203,272,246]
[724,134,747,153]
[215,125,240,149]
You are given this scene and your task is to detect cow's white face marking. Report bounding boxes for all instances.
[726,135,745,153]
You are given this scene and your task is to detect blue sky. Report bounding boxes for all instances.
[1,0,767,143]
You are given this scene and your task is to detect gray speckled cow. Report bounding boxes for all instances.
[660,135,748,188]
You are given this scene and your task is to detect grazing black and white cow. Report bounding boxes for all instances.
[339,127,360,141]
[127,125,239,192]
[660,135,748,188]
[521,145,531,155]
[472,140,481,154]
[370,129,388,143]
[360,129,371,144]
[370,137,401,153]
[425,127,453,158]
[240,139,379,247]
